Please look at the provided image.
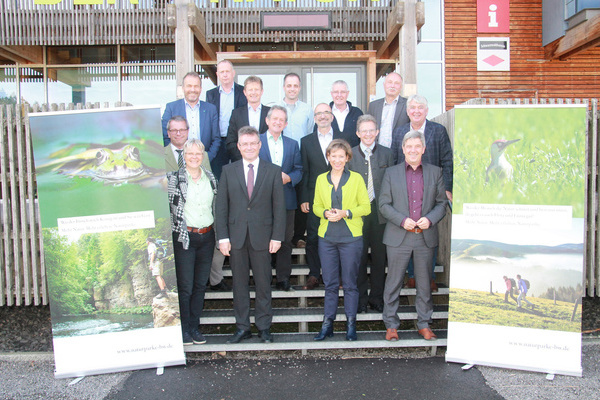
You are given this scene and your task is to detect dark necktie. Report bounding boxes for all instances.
[247,163,254,198]
[176,149,184,169]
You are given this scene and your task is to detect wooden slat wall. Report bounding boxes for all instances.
[444,0,600,110]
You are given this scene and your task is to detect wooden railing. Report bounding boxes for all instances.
[0,0,390,46]
[1,98,599,306]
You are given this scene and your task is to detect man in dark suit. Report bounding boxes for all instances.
[216,126,286,344]
[390,94,453,292]
[164,115,211,172]
[330,80,363,147]
[379,130,447,342]
[367,72,409,148]
[258,105,302,291]
[347,114,394,313]
[205,60,248,180]
[161,72,220,161]
[226,76,270,162]
[299,103,342,290]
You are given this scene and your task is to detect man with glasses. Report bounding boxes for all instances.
[164,115,211,172]
[161,72,220,161]
[216,126,286,344]
[299,103,342,290]
[330,80,363,148]
[348,114,394,313]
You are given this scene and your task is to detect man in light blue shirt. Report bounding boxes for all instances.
[278,73,313,148]
[278,73,314,247]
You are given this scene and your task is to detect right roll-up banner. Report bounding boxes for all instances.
[446,104,586,377]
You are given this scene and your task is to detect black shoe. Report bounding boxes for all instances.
[276,280,292,291]
[191,329,206,345]
[346,317,357,341]
[258,329,273,343]
[369,302,384,313]
[211,280,230,292]
[226,329,252,344]
[357,304,368,313]
[182,331,193,346]
[314,318,334,341]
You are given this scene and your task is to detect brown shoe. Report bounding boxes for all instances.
[386,328,399,341]
[296,239,306,248]
[302,276,319,290]
[430,279,439,292]
[407,278,416,288]
[418,328,437,341]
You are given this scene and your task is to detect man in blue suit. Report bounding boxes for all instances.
[258,105,303,291]
[161,72,220,161]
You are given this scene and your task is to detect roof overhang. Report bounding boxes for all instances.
[544,9,600,60]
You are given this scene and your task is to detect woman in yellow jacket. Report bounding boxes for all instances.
[313,139,371,341]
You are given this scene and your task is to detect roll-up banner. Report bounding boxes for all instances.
[29,106,185,378]
[446,104,586,377]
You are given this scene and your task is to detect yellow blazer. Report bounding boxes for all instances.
[313,170,371,238]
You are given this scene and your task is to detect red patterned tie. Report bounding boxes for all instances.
[247,163,254,198]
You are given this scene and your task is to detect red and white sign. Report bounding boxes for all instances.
[477,0,510,33]
[477,37,510,71]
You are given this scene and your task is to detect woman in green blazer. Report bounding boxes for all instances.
[312,139,371,341]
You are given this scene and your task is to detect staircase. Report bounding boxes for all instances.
[186,248,449,354]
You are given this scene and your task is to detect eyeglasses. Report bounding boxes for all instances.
[168,129,189,135]
[358,129,378,135]
[314,111,332,117]
[239,141,261,148]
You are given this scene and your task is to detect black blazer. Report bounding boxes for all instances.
[205,83,248,118]
[299,126,342,205]
[215,159,286,250]
[226,105,271,161]
[347,144,394,223]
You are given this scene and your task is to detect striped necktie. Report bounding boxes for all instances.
[364,148,375,202]
[176,149,184,169]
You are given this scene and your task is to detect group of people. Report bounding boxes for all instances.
[503,275,535,310]
[159,61,454,345]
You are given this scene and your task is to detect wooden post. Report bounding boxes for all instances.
[174,0,195,98]
[399,0,418,96]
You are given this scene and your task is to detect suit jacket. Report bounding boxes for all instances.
[347,144,394,223]
[205,82,248,117]
[329,101,363,148]
[367,96,410,138]
[391,120,453,193]
[379,162,447,248]
[161,99,220,161]
[258,133,302,210]
[164,145,212,173]
[226,105,271,162]
[215,159,286,250]
[299,126,343,205]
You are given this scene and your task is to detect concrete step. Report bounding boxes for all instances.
[204,284,449,300]
[183,330,447,352]
[219,264,444,278]
[201,305,449,324]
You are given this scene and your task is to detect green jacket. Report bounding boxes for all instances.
[313,170,371,238]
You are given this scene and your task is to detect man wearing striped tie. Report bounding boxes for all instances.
[164,115,211,172]
[348,114,394,313]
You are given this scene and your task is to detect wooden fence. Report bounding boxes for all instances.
[1,98,599,306]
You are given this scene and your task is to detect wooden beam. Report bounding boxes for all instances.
[376,2,404,59]
[188,3,217,61]
[544,12,600,60]
[220,50,377,63]
[0,46,43,64]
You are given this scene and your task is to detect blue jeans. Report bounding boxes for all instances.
[318,237,362,320]
[173,230,215,333]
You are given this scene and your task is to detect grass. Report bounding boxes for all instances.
[449,288,582,332]
[453,106,586,217]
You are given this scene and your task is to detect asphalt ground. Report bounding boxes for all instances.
[2,341,600,400]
